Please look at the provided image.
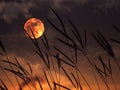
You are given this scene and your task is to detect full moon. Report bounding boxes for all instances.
[24,18,45,39]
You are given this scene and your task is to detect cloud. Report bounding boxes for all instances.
[0,1,33,23]
[51,0,120,13]
[97,0,120,11]
[0,0,120,23]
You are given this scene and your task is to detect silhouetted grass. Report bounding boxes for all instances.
[0,79,8,90]
[53,82,71,90]
[0,8,120,90]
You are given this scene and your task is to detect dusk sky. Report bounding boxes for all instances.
[1,0,120,49]
[0,0,120,90]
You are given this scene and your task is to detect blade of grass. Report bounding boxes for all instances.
[0,40,6,54]
[54,47,75,64]
[113,25,120,33]
[0,79,8,90]
[54,55,75,68]
[54,82,71,90]
[50,8,67,35]
[44,71,52,90]
[67,18,83,48]
[71,72,78,88]
[62,67,76,88]
[110,38,120,44]
[27,63,33,76]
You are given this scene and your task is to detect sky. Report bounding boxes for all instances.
[0,0,120,46]
[0,0,120,90]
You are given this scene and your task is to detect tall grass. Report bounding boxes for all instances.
[0,8,120,90]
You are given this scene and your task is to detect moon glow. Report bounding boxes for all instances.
[24,18,44,39]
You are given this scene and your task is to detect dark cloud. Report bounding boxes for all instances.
[0,0,120,23]
[51,0,120,10]
[0,0,33,23]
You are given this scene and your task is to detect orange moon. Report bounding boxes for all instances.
[24,18,45,39]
